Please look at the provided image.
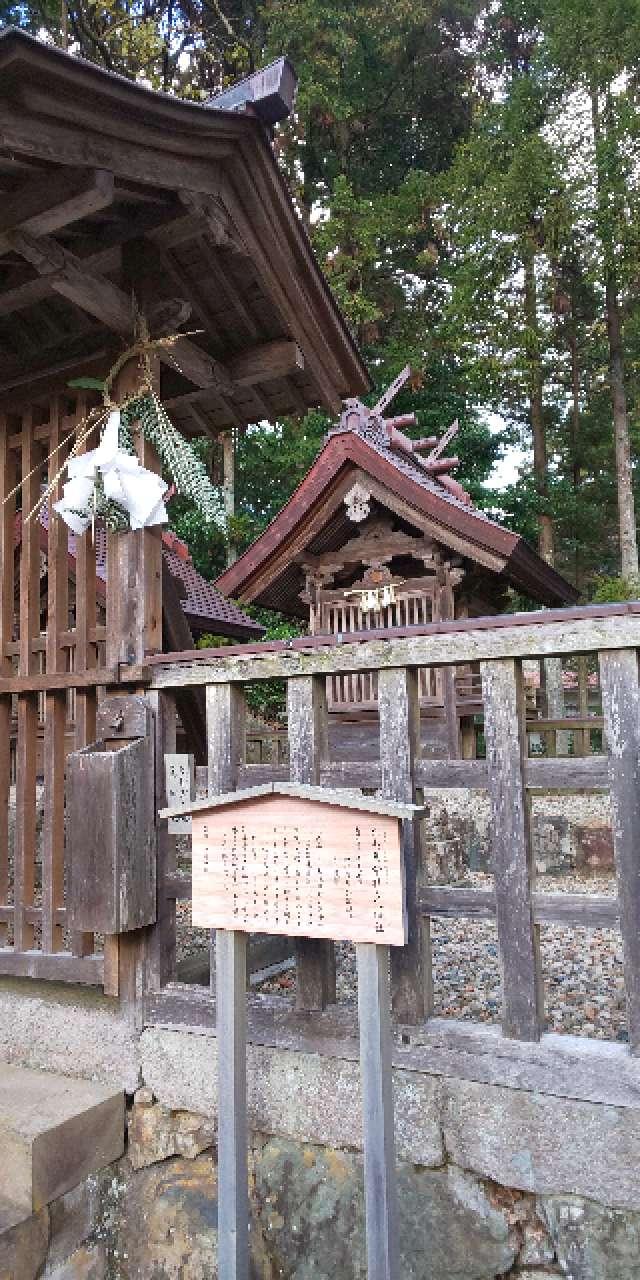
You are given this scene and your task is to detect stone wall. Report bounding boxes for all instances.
[3,973,640,1279]
[10,1084,640,1279]
[423,789,613,877]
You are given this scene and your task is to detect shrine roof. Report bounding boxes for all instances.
[15,512,263,641]
[216,403,578,614]
[0,29,369,427]
[160,781,426,821]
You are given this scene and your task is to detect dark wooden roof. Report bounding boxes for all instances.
[216,403,578,613]
[0,30,369,426]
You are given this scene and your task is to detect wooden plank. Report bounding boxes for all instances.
[227,340,304,386]
[216,928,249,1280]
[599,648,640,1054]
[378,666,428,1025]
[147,610,640,689]
[0,414,14,946]
[71,393,97,961]
[287,675,336,1011]
[0,103,234,193]
[68,734,156,935]
[420,886,619,929]
[14,410,39,952]
[0,949,104,984]
[192,795,406,944]
[0,667,120,694]
[481,658,542,1041]
[0,168,114,254]
[144,986,640,1109]
[356,943,399,1280]
[146,691,178,991]
[42,397,68,953]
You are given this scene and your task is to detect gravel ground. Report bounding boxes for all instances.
[176,869,627,1042]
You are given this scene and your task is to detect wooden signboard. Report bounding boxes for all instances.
[191,790,407,945]
[160,782,423,1280]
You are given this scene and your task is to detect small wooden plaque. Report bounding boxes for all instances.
[191,792,407,945]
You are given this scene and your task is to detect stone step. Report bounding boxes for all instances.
[0,1064,124,1213]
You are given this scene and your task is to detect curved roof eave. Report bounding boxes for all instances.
[0,27,370,400]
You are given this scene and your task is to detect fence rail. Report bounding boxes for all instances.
[144,603,640,1055]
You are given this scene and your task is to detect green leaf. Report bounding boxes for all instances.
[67,377,106,391]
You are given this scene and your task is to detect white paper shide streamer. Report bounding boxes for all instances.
[53,410,169,534]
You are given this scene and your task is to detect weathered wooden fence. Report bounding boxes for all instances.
[3,583,640,1061]
[144,601,640,1052]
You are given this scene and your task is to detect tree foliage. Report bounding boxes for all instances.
[4,0,640,596]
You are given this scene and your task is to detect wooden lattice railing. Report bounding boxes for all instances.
[145,601,640,1051]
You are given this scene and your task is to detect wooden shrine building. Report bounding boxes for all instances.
[0,30,367,985]
[218,388,578,759]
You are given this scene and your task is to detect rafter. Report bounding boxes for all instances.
[6,229,233,392]
[0,168,114,256]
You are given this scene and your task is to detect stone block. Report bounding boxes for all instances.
[116,1153,272,1280]
[574,822,615,872]
[128,1096,215,1170]
[253,1139,515,1280]
[44,1242,107,1279]
[0,1065,124,1212]
[139,1028,444,1167]
[540,1194,640,1280]
[0,1201,49,1280]
[45,1177,103,1271]
[442,1076,640,1210]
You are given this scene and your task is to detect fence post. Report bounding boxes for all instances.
[481,657,542,1040]
[287,674,336,1010]
[599,648,640,1054]
[206,682,245,992]
[378,665,429,1025]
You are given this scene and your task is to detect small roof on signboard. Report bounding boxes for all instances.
[159,781,426,822]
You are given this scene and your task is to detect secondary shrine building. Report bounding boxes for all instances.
[217,394,578,760]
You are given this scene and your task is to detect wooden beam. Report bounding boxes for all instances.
[227,339,304,387]
[287,675,336,1011]
[180,190,247,255]
[6,229,232,392]
[0,169,114,255]
[600,648,640,1055]
[378,667,427,1025]
[482,658,542,1041]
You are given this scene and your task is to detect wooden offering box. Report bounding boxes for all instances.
[161,783,424,946]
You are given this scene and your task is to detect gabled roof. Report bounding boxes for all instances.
[15,513,262,640]
[0,29,369,424]
[216,403,578,613]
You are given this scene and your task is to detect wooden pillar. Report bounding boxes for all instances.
[222,430,237,568]
[435,577,460,758]
[287,675,337,1010]
[42,396,68,953]
[0,413,14,948]
[599,649,640,1053]
[14,409,40,952]
[104,355,163,1003]
[481,658,542,1040]
[378,666,429,1025]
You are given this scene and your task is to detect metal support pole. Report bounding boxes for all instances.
[216,927,249,1280]
[356,942,399,1280]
